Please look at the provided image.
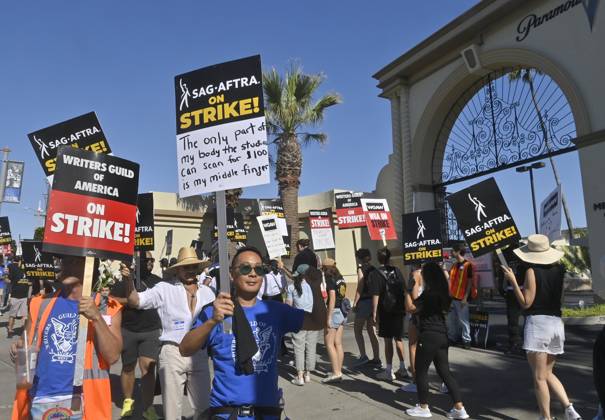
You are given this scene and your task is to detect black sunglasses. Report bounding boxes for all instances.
[236,263,268,276]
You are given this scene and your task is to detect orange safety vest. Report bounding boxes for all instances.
[12,292,121,420]
[449,261,475,301]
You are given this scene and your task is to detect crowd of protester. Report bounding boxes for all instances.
[0,234,596,419]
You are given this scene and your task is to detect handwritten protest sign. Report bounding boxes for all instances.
[447,177,520,257]
[21,240,55,283]
[360,198,397,241]
[43,147,139,260]
[258,199,290,256]
[175,55,269,196]
[309,209,335,250]
[335,191,365,229]
[540,185,562,242]
[135,193,155,251]
[257,215,287,259]
[402,210,443,265]
[27,112,111,183]
[0,216,12,245]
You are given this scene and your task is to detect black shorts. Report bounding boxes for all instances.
[121,328,161,366]
[378,312,405,339]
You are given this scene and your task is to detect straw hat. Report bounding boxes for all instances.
[513,234,564,265]
[166,247,211,273]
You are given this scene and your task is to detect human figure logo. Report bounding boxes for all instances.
[179,78,191,111]
[468,193,487,222]
[33,135,49,160]
[136,208,141,224]
[33,244,42,263]
[416,217,426,239]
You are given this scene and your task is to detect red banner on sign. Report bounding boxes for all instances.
[44,190,137,258]
[336,207,366,229]
[361,198,398,241]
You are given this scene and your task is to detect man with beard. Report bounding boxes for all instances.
[125,247,214,420]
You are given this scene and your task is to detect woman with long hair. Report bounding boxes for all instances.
[286,265,320,386]
[401,264,423,392]
[502,234,582,420]
[322,264,347,383]
[405,262,469,419]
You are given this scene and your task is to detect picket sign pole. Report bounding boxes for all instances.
[135,250,141,290]
[380,230,387,247]
[351,230,358,254]
[495,248,510,269]
[216,190,232,334]
[71,255,95,411]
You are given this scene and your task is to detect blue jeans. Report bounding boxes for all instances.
[447,300,471,344]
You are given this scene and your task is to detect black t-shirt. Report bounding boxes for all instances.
[9,264,31,299]
[326,277,346,309]
[369,265,405,314]
[358,263,375,300]
[292,248,319,272]
[525,264,564,317]
[112,273,162,332]
[414,292,450,334]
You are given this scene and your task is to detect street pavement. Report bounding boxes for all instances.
[0,305,600,420]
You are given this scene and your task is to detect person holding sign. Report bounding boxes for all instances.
[502,235,583,420]
[7,257,31,338]
[179,246,327,419]
[447,244,474,349]
[10,256,123,420]
[124,247,214,420]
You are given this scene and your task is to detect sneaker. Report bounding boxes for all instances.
[405,404,432,418]
[321,374,343,384]
[291,377,305,386]
[440,382,449,394]
[121,398,135,418]
[565,403,582,420]
[399,382,417,393]
[377,370,396,381]
[142,406,160,420]
[352,355,370,367]
[304,372,311,383]
[395,367,411,380]
[368,358,383,368]
[447,407,470,419]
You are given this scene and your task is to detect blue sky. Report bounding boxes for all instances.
[0,1,586,242]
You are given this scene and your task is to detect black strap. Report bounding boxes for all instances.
[209,405,282,419]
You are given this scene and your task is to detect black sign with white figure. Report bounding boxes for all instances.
[402,210,443,265]
[22,240,55,282]
[0,217,11,245]
[446,178,521,257]
[135,193,155,251]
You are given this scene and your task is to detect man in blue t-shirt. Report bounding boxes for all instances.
[180,246,326,419]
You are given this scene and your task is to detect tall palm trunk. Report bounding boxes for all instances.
[527,73,575,242]
[276,135,302,260]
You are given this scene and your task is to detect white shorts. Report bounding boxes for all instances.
[523,315,565,355]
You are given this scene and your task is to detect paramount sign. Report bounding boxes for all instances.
[516,0,599,42]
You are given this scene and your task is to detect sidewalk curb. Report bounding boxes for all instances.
[563,315,605,325]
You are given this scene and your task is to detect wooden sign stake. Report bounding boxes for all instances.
[216,190,231,334]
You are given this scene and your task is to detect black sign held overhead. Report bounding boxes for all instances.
[402,210,443,265]
[135,193,155,251]
[0,217,12,245]
[43,147,140,260]
[21,240,55,283]
[27,112,111,180]
[213,208,247,243]
[447,177,521,257]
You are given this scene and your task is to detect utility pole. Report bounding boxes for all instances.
[0,147,11,216]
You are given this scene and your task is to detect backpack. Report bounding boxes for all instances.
[377,267,404,314]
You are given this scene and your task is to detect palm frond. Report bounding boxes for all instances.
[304,93,342,125]
[300,132,328,147]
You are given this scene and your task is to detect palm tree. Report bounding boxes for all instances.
[263,65,341,255]
[509,68,574,242]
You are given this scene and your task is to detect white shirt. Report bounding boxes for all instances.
[138,281,215,343]
[259,271,287,298]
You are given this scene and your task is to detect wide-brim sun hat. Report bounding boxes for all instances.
[166,247,211,274]
[513,234,564,265]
